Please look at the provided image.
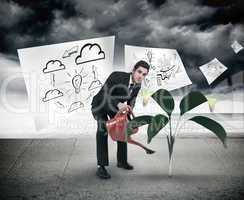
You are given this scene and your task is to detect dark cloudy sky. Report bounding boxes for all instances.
[0,0,244,88]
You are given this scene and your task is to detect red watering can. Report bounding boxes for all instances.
[106,108,155,154]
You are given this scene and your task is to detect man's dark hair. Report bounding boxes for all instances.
[133,60,150,72]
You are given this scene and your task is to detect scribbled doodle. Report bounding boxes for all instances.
[156,65,176,84]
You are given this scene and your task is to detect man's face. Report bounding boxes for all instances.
[132,66,149,84]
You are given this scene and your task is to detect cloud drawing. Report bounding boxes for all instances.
[43,60,65,73]
[75,43,105,65]
[42,89,63,102]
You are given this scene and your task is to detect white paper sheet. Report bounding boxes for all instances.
[199,58,227,85]
[18,36,115,132]
[124,45,192,92]
[231,40,244,54]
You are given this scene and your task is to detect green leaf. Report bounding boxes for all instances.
[180,91,207,116]
[151,89,174,116]
[189,116,227,148]
[147,114,169,144]
[126,115,153,136]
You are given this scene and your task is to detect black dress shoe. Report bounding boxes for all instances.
[96,166,111,179]
[117,162,134,170]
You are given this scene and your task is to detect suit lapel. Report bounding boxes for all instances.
[126,72,131,87]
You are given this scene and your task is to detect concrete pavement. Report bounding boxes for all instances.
[0,137,243,199]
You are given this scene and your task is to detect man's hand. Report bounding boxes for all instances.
[117,102,132,112]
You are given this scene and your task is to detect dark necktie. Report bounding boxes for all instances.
[128,83,134,95]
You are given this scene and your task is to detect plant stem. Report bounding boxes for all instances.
[169,151,173,177]
[174,115,181,137]
[168,115,174,177]
[169,115,172,143]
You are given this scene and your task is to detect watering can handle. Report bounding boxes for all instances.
[117,106,135,119]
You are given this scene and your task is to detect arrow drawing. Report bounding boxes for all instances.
[62,46,79,58]
[55,101,65,109]
[88,65,102,91]
[50,73,55,87]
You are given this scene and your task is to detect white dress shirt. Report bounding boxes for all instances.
[117,73,134,110]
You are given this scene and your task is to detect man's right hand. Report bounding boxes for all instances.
[117,102,132,112]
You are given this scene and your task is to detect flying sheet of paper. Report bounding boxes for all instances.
[124,45,192,92]
[231,40,244,54]
[18,36,115,132]
[199,58,227,85]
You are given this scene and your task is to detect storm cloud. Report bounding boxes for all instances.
[0,0,243,88]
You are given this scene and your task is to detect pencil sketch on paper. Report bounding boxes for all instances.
[125,45,192,91]
[18,36,115,130]
[42,89,64,102]
[55,101,65,109]
[68,101,84,113]
[43,60,65,73]
[75,43,105,65]
[88,65,102,91]
[62,46,78,58]
[72,74,82,94]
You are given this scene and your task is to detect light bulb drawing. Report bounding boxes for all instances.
[147,50,152,64]
[72,74,82,94]
[55,67,89,101]
[146,50,156,70]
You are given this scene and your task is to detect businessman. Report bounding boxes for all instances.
[91,60,150,179]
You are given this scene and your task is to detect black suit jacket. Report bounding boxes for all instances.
[91,71,141,118]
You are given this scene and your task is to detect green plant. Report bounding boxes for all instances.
[126,89,227,177]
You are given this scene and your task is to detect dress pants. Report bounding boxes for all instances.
[93,112,127,166]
